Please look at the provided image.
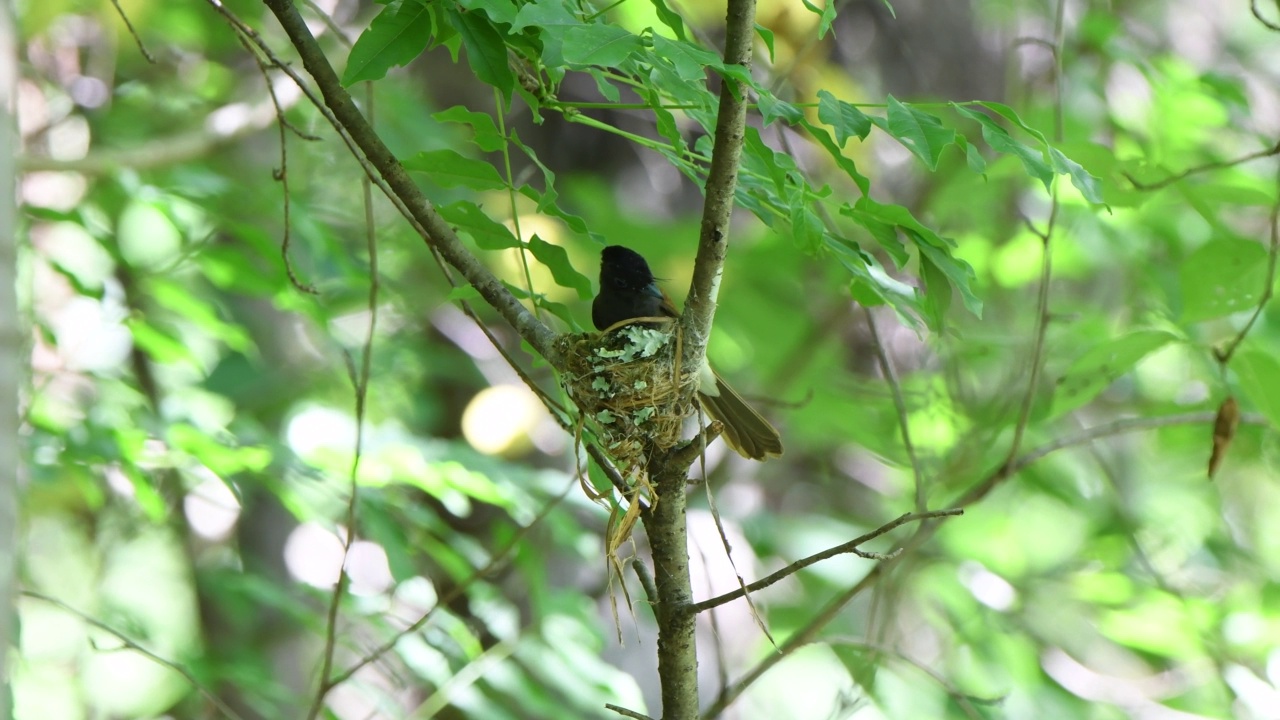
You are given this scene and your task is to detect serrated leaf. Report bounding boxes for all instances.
[448,7,515,98]
[342,0,435,86]
[1179,238,1268,323]
[439,200,520,249]
[562,24,643,67]
[1051,330,1178,416]
[1234,351,1280,429]
[528,235,592,299]
[874,96,955,170]
[817,90,872,146]
[432,106,504,152]
[403,149,506,190]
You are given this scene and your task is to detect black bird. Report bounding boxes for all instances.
[592,245,783,461]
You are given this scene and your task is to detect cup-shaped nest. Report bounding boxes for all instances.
[558,324,698,477]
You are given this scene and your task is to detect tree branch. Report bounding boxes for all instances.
[682,0,757,363]
[688,509,962,614]
[259,0,560,366]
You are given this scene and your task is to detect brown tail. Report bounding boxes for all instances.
[697,373,783,461]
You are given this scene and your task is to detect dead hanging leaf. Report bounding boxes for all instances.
[1208,396,1240,479]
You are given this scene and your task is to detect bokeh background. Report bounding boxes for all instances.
[11,0,1280,718]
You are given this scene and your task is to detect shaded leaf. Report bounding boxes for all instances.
[1234,350,1280,430]
[562,24,643,67]
[1051,330,1178,416]
[817,90,872,146]
[448,7,516,98]
[528,235,593,299]
[343,0,435,86]
[1179,238,1268,323]
[403,148,506,190]
[439,200,520,249]
[433,106,504,152]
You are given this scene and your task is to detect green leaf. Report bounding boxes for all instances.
[910,230,981,317]
[1234,350,1280,429]
[799,0,837,39]
[755,23,776,62]
[588,67,621,102]
[448,7,516,98]
[1179,238,1268,323]
[438,200,520,249]
[799,118,870,195]
[528,235,593,299]
[817,90,872,146]
[562,24,644,67]
[1049,147,1104,203]
[342,0,435,86]
[457,0,518,25]
[874,96,956,171]
[447,284,483,301]
[919,249,952,329]
[758,92,804,126]
[649,0,688,41]
[403,148,506,190]
[651,35,719,82]
[954,104,1053,192]
[1051,330,1178,416]
[432,106,504,152]
[510,0,578,67]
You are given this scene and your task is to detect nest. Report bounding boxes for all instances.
[558,322,699,481]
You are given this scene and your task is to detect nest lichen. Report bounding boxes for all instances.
[559,323,699,479]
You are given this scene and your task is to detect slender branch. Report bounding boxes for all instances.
[1214,177,1280,366]
[1123,141,1280,191]
[108,0,157,63]
[306,92,382,719]
[260,0,560,366]
[636,0,758,716]
[700,409,1264,719]
[863,308,927,512]
[605,704,657,720]
[682,0,757,363]
[22,591,248,720]
[688,509,962,615]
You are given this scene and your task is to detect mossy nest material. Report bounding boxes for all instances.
[558,324,699,477]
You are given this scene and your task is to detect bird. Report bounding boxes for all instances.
[592,245,783,461]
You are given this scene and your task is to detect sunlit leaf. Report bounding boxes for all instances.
[1051,330,1178,416]
[1234,351,1280,430]
[1179,238,1267,323]
[528,235,593,299]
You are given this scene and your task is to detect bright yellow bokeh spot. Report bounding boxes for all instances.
[461,385,544,456]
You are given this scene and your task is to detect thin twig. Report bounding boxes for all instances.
[700,408,1266,719]
[306,86,382,720]
[259,0,560,364]
[107,0,156,63]
[863,308,927,512]
[1123,141,1280,191]
[688,509,962,614]
[605,704,656,720]
[22,591,247,720]
[826,638,1002,719]
[1214,177,1280,366]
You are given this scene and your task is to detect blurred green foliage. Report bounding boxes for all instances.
[13,0,1280,718]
